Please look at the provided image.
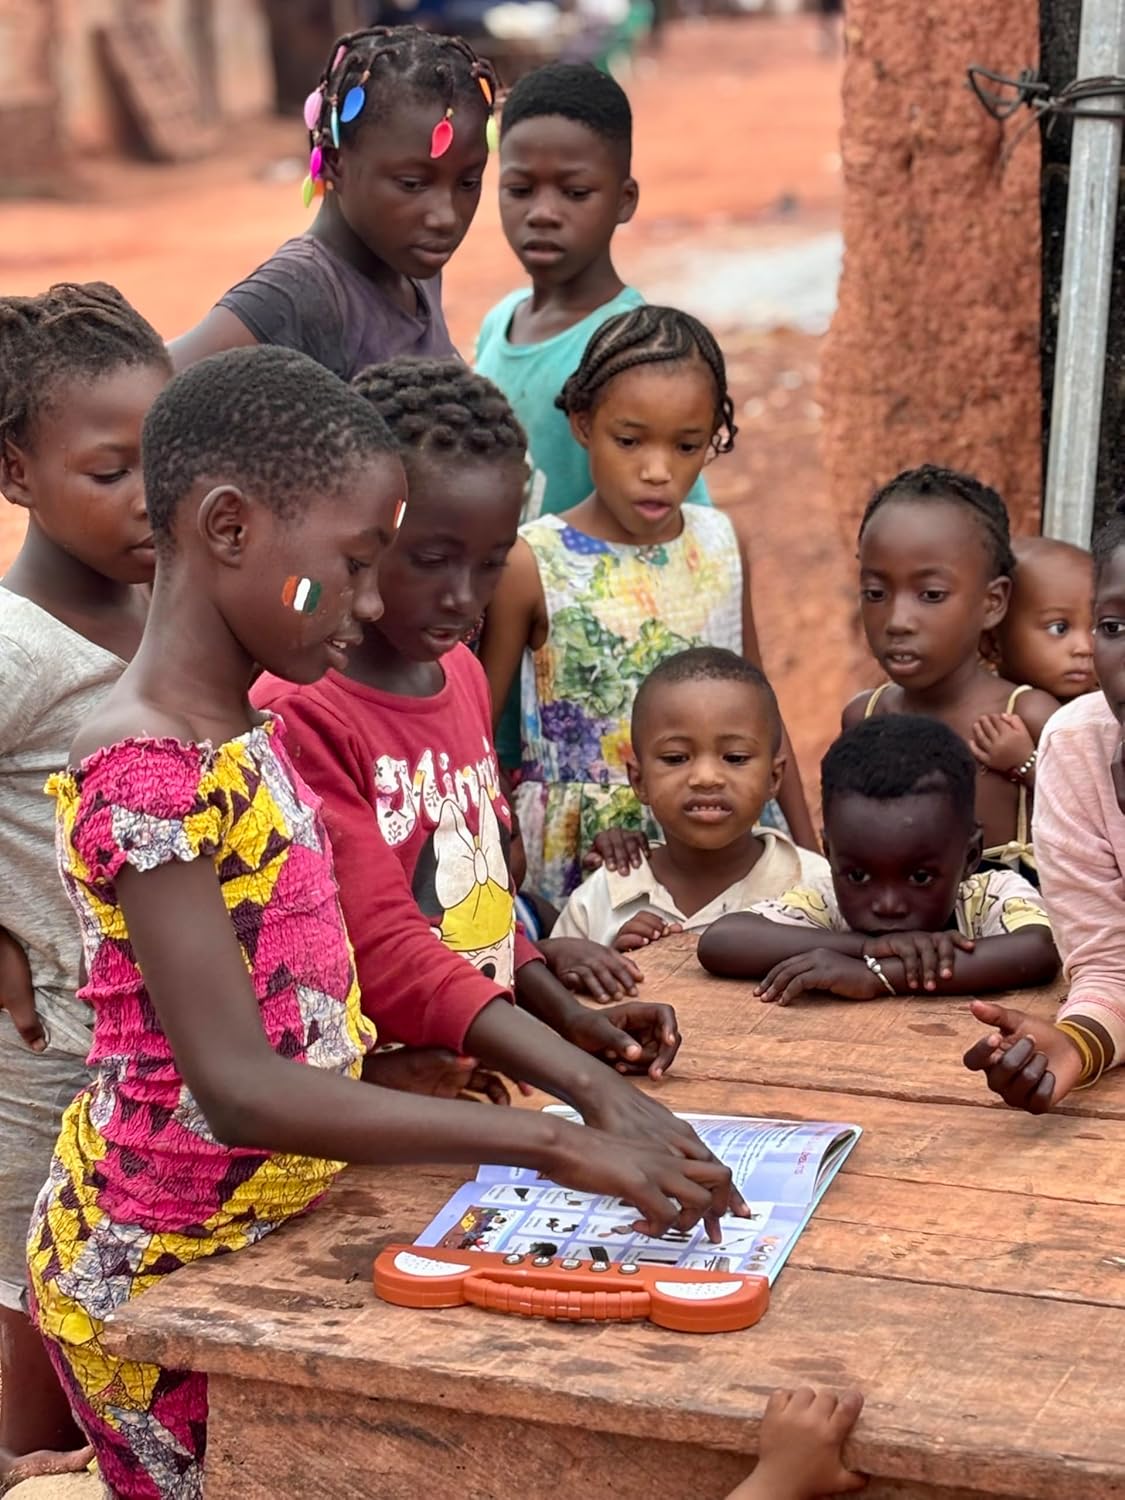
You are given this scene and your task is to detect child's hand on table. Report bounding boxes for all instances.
[614,911,684,953]
[557,1000,681,1079]
[585,826,650,875]
[537,936,643,1001]
[970,711,1035,778]
[362,1048,511,1104]
[862,930,975,992]
[727,1388,865,1499]
[962,1000,1085,1112]
[756,950,885,1005]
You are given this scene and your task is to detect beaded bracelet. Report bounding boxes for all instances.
[1011,747,1039,783]
[864,954,896,996]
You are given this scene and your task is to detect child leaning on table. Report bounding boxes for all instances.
[553,648,829,952]
[26,348,738,1500]
[965,501,1125,1111]
[698,715,1059,1002]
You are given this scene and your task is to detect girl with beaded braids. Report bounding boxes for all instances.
[170,26,499,379]
[480,305,817,905]
[254,357,700,1116]
[842,464,1060,878]
[0,282,170,1489]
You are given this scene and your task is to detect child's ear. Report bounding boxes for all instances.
[982,575,1013,632]
[568,411,593,452]
[963,823,984,877]
[198,484,253,566]
[0,439,34,510]
[767,751,786,803]
[617,176,639,227]
[626,752,649,806]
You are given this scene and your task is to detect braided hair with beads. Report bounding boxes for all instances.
[305,25,498,161]
[555,305,738,455]
[859,464,1016,579]
[352,358,527,476]
[0,282,169,450]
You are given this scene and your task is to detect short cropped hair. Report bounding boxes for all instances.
[142,346,398,544]
[501,62,632,167]
[821,715,976,827]
[632,647,780,751]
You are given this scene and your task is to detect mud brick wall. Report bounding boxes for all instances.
[819,0,1042,542]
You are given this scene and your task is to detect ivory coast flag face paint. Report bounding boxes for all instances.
[393,498,407,531]
[281,576,322,613]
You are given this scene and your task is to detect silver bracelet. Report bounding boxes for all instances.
[1012,748,1039,782]
[864,954,896,995]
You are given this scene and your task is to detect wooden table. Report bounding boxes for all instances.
[105,936,1125,1499]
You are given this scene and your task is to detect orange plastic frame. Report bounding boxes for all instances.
[373,1245,769,1333]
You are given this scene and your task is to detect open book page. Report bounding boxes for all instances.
[414,1112,861,1285]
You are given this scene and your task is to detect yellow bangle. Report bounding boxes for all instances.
[1055,1019,1107,1090]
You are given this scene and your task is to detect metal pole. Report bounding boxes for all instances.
[1042,0,1125,545]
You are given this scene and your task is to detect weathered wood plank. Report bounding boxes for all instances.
[626,936,1125,1118]
[108,1210,1125,1500]
[326,1164,1125,1308]
[204,1373,994,1500]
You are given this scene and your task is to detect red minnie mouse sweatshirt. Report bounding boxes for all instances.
[252,646,541,1051]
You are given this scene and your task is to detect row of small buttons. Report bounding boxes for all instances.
[502,1252,641,1275]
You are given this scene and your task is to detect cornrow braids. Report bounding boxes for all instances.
[556,305,738,455]
[352,358,528,471]
[0,282,169,450]
[859,464,1016,578]
[143,347,399,545]
[1093,497,1125,583]
[306,25,498,152]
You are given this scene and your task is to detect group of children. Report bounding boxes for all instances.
[0,21,1119,1500]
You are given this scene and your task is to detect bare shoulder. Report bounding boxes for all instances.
[69,692,201,766]
[842,687,881,731]
[1011,686,1063,741]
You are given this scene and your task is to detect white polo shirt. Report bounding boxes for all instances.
[553,830,830,947]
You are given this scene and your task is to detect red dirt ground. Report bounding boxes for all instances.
[0,14,865,796]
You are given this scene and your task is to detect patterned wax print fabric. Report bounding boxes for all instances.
[28,718,375,1500]
[751,868,1051,940]
[515,507,780,904]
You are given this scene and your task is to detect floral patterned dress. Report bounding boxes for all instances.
[28,718,376,1500]
[516,508,776,903]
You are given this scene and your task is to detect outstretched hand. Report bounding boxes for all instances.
[962,1000,1084,1113]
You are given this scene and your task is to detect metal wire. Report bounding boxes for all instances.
[967,65,1125,159]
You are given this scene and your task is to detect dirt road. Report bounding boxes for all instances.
[0,15,863,790]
